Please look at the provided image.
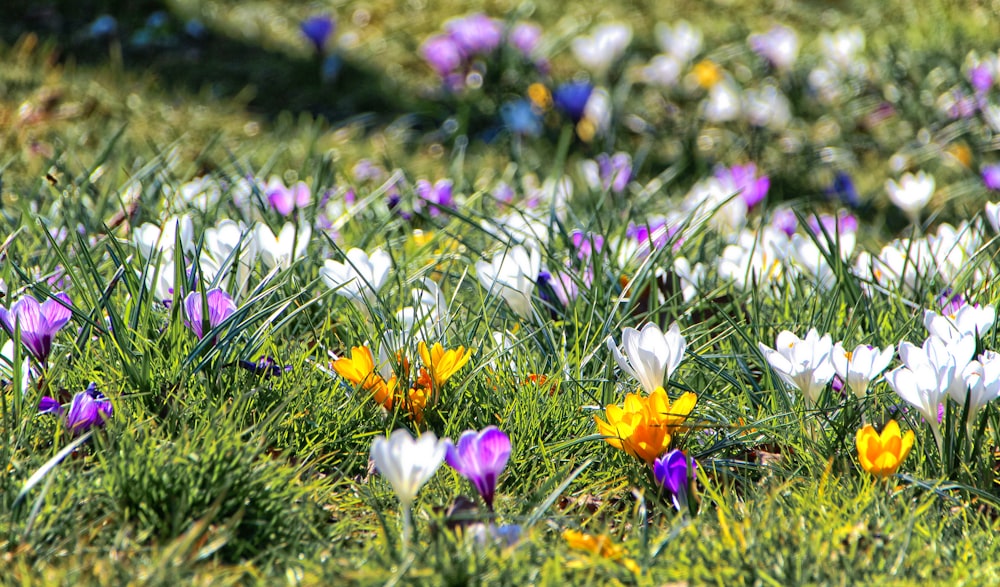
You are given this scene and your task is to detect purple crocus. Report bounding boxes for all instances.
[238,356,292,378]
[183,289,236,340]
[422,34,464,78]
[714,163,770,209]
[445,426,512,511]
[982,164,1000,191]
[40,383,113,434]
[0,293,73,364]
[596,153,632,193]
[446,13,502,56]
[807,211,858,238]
[415,179,455,217]
[267,179,311,216]
[970,64,994,94]
[771,209,798,237]
[301,15,335,53]
[939,289,967,315]
[653,449,696,513]
[509,22,541,57]
[570,230,604,262]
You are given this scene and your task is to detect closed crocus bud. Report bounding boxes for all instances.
[0,293,73,364]
[607,322,687,395]
[831,342,894,399]
[856,420,914,479]
[183,288,236,340]
[653,449,697,513]
[444,426,511,511]
[476,245,541,320]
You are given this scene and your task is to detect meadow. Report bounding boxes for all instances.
[4,0,1000,584]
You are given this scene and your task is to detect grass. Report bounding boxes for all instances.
[3,0,1000,584]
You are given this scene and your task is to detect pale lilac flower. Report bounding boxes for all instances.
[772,209,797,237]
[446,13,502,56]
[266,178,311,216]
[714,163,770,209]
[982,164,1000,191]
[422,34,464,77]
[183,288,236,340]
[445,426,511,511]
[0,293,73,364]
[509,22,541,57]
[415,179,455,217]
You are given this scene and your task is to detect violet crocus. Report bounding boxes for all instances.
[267,178,311,216]
[596,153,632,193]
[301,15,335,53]
[445,426,512,511]
[446,13,502,56]
[653,449,697,513]
[509,22,541,57]
[970,64,994,94]
[422,34,464,77]
[40,383,113,434]
[415,179,455,217]
[570,230,604,262]
[714,163,770,209]
[183,288,236,340]
[0,293,73,364]
[238,356,292,378]
[982,164,1000,191]
[552,82,593,122]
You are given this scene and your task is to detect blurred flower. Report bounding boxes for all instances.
[476,245,541,320]
[691,60,723,89]
[748,25,799,70]
[300,14,335,53]
[422,34,464,77]
[607,322,686,395]
[714,163,770,209]
[183,288,236,340]
[445,426,511,510]
[89,15,118,38]
[960,351,1000,430]
[594,387,697,463]
[563,530,640,575]
[641,54,683,87]
[320,247,392,309]
[133,214,194,261]
[969,63,994,94]
[552,82,593,122]
[582,153,631,194]
[655,21,702,64]
[415,179,455,217]
[831,343,894,399]
[203,219,258,299]
[886,171,934,224]
[446,13,502,56]
[982,164,1000,191]
[40,383,113,434]
[653,449,697,513]
[571,23,632,77]
[743,84,791,129]
[509,22,541,57]
[501,99,543,136]
[266,177,311,216]
[772,209,797,237]
[856,420,913,479]
[0,293,73,364]
[758,329,835,407]
[820,27,865,72]
[826,172,861,207]
[255,222,311,270]
[703,78,742,122]
[570,230,604,262]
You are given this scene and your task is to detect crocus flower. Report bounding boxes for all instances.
[886,171,934,224]
[500,99,543,136]
[715,163,770,209]
[552,82,593,122]
[831,342,894,399]
[331,346,397,409]
[370,429,447,548]
[653,449,697,513]
[445,426,511,510]
[982,164,1000,191]
[418,341,472,389]
[960,351,1000,432]
[319,247,392,309]
[183,288,236,340]
[266,178,311,216]
[856,420,914,479]
[237,356,292,378]
[476,245,541,320]
[748,25,799,70]
[571,23,632,77]
[607,322,687,395]
[255,222,311,270]
[758,329,835,407]
[508,22,541,57]
[0,293,73,364]
[594,388,697,463]
[563,530,640,575]
[40,383,113,434]
[300,14,335,53]
[422,34,464,77]
[415,179,454,217]
[924,305,996,343]
[446,13,502,56]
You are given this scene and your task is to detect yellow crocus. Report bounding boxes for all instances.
[856,420,914,479]
[418,341,473,388]
[594,389,697,464]
[563,530,640,574]
[692,59,723,88]
[331,346,395,409]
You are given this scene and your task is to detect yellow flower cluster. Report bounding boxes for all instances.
[332,342,472,422]
[563,529,640,575]
[594,387,697,463]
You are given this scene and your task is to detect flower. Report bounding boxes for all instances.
[886,171,934,223]
[653,449,697,513]
[237,356,292,378]
[758,329,836,407]
[0,293,73,364]
[300,14,335,53]
[445,426,511,510]
[957,351,1000,430]
[476,245,541,320]
[183,289,236,340]
[445,13,502,56]
[856,420,914,479]
[552,82,594,122]
[563,529,640,575]
[594,387,697,463]
[370,429,447,508]
[924,305,996,343]
[509,22,541,57]
[331,346,396,409]
[40,383,113,434]
[831,343,894,399]
[255,222,311,270]
[415,179,454,217]
[265,177,311,216]
[607,322,686,395]
[418,341,472,389]
[421,34,464,77]
[983,164,1000,191]
[748,25,799,70]
[714,163,770,209]
[320,247,392,309]
[571,23,632,77]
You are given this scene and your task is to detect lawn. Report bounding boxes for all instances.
[3,0,1000,584]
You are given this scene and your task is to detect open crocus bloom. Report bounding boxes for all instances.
[0,293,73,364]
[445,426,511,510]
[607,322,686,395]
[856,420,914,479]
[319,247,392,308]
[370,429,447,508]
[758,329,835,407]
[476,245,541,320]
[831,342,894,399]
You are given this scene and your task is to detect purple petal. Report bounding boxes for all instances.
[183,291,204,339]
[40,292,73,333]
[38,396,62,414]
[206,289,236,329]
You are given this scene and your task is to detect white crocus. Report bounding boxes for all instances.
[960,351,1000,432]
[655,20,702,64]
[370,429,447,548]
[900,334,974,400]
[133,214,194,260]
[255,222,311,270]
[1,339,30,395]
[396,278,448,341]
[571,23,632,77]
[320,248,393,309]
[886,171,935,224]
[831,342,894,399]
[885,363,944,451]
[985,201,1000,233]
[476,245,541,320]
[758,329,836,407]
[204,219,258,298]
[607,322,686,395]
[924,305,996,344]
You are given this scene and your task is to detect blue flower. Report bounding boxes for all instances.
[552,82,593,122]
[301,15,335,53]
[500,100,542,136]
